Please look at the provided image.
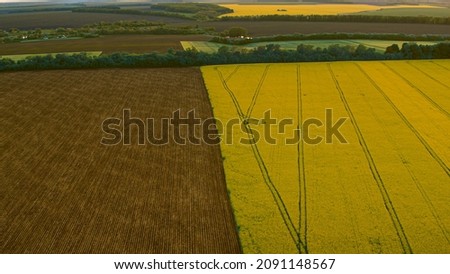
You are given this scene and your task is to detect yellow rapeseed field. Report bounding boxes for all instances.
[219,4,440,17]
[201,60,450,253]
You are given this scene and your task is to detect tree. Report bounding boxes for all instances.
[385,44,400,54]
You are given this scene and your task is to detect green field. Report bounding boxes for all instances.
[182,40,441,54]
[349,7,450,17]
[0,51,102,61]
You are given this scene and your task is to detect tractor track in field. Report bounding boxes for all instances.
[356,63,450,177]
[215,66,304,253]
[381,62,450,119]
[215,68,245,119]
[355,63,450,244]
[431,61,450,71]
[224,65,242,83]
[246,65,270,119]
[398,152,450,243]
[296,65,309,254]
[328,63,413,254]
[406,61,450,90]
[362,83,450,244]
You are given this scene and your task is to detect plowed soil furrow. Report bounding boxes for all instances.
[1,68,241,254]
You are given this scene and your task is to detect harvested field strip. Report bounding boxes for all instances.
[2,68,240,254]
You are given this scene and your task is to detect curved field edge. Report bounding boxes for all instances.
[2,67,241,254]
[200,60,450,254]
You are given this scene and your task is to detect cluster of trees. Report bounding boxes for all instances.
[220,14,450,25]
[1,43,449,72]
[1,21,214,43]
[212,32,450,45]
[220,27,249,38]
[385,42,450,59]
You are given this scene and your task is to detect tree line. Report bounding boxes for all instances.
[1,42,449,72]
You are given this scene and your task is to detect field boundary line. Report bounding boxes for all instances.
[296,65,308,254]
[328,63,413,254]
[356,63,450,177]
[246,65,270,119]
[215,67,304,253]
[382,62,450,118]
[406,61,450,90]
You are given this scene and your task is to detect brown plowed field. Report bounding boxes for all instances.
[0,11,191,30]
[0,34,210,55]
[1,68,241,254]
